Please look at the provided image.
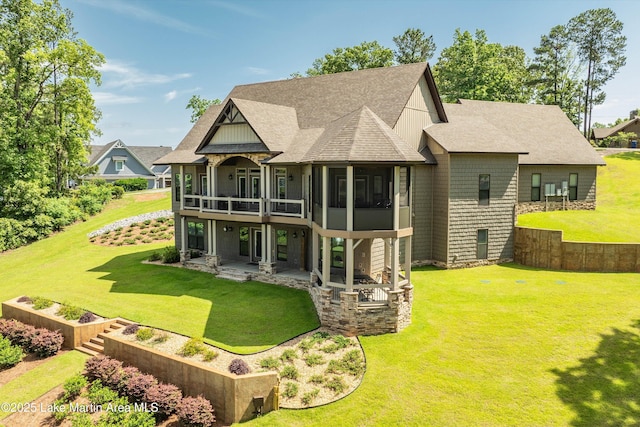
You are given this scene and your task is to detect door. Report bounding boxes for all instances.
[251,228,262,262]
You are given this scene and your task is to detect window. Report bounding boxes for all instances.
[237,169,247,198]
[354,177,368,207]
[331,237,344,268]
[569,173,578,201]
[184,174,193,195]
[174,174,181,202]
[239,226,249,256]
[187,222,204,250]
[200,175,208,196]
[115,160,124,171]
[531,173,541,201]
[275,169,287,200]
[276,230,287,261]
[477,229,488,259]
[479,174,490,206]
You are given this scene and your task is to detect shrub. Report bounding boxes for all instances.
[31,296,54,310]
[332,334,353,349]
[28,328,64,357]
[110,185,125,199]
[63,373,88,401]
[116,366,141,394]
[114,177,148,191]
[301,388,320,406]
[298,338,314,353]
[259,356,280,371]
[280,365,299,380]
[122,324,139,335]
[178,337,206,357]
[84,356,124,387]
[145,383,182,417]
[0,319,36,348]
[121,410,156,427]
[17,295,32,304]
[283,382,298,398]
[280,348,297,363]
[162,246,180,263]
[202,349,218,362]
[304,353,325,367]
[228,358,250,376]
[176,395,216,427]
[326,349,365,376]
[136,327,155,341]
[0,336,24,368]
[308,374,325,384]
[123,371,158,402]
[56,302,84,320]
[87,379,119,405]
[78,312,98,324]
[320,343,340,353]
[152,331,170,344]
[324,376,346,394]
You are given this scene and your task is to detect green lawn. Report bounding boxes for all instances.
[0,190,319,353]
[517,151,640,242]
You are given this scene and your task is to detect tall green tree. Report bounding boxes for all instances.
[0,0,103,192]
[567,8,626,136]
[433,29,532,103]
[186,95,221,123]
[306,41,394,76]
[528,25,583,126]
[393,27,436,64]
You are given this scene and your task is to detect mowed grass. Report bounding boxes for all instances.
[0,190,319,353]
[249,265,640,427]
[517,151,640,241]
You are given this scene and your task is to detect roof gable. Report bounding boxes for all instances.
[90,140,172,173]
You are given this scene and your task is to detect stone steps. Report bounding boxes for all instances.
[216,268,251,282]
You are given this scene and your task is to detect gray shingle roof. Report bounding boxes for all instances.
[591,117,640,140]
[427,100,604,165]
[90,140,172,170]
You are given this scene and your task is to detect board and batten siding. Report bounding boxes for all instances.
[427,139,450,263]
[394,76,442,151]
[211,123,261,144]
[448,154,518,264]
[411,165,433,261]
[517,165,597,203]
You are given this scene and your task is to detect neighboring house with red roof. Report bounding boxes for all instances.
[88,140,172,189]
[155,63,604,335]
[591,114,640,148]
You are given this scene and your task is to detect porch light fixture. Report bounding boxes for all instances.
[292,231,297,238]
[223,225,233,232]
[288,174,293,181]
[228,173,233,180]
[300,230,305,237]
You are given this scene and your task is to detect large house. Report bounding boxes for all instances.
[591,111,640,148]
[155,63,604,335]
[88,140,172,189]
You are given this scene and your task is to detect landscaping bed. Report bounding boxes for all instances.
[88,213,174,246]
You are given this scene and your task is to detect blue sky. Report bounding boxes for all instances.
[60,0,640,147]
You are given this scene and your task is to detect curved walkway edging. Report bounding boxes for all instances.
[514,226,640,272]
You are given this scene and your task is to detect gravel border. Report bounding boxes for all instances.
[87,210,173,238]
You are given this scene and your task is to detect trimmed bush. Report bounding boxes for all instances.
[324,376,346,394]
[16,295,32,304]
[123,371,158,402]
[304,353,325,367]
[148,251,161,262]
[301,388,320,406]
[162,245,180,263]
[259,356,280,371]
[281,365,299,380]
[87,379,119,405]
[29,328,64,357]
[144,382,182,417]
[31,296,54,310]
[280,348,297,363]
[114,177,148,191]
[176,395,216,427]
[0,319,35,348]
[62,373,88,401]
[84,356,124,388]
[122,323,139,335]
[56,302,84,320]
[202,349,218,362]
[135,327,155,341]
[178,337,206,357]
[228,358,251,376]
[78,311,98,324]
[283,382,298,398]
[0,336,24,368]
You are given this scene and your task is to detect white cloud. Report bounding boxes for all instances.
[164,90,178,103]
[99,60,192,90]
[77,0,212,36]
[93,92,142,105]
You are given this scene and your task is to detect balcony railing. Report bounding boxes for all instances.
[182,195,305,218]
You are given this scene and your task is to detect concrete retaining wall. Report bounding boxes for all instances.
[1,299,117,349]
[514,226,640,272]
[103,334,278,425]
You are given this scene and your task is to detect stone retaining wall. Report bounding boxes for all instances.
[514,226,640,272]
[1,299,117,349]
[103,334,278,425]
[309,284,413,336]
[516,200,596,215]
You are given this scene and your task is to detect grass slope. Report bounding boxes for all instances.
[517,152,640,241]
[0,190,319,353]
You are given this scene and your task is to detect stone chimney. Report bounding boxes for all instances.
[630,109,638,119]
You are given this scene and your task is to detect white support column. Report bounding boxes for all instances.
[262,164,269,216]
[404,236,412,284]
[322,235,330,286]
[391,237,400,290]
[262,223,268,263]
[180,216,187,253]
[322,166,328,228]
[346,165,354,231]
[312,229,319,272]
[393,166,400,230]
[346,238,354,292]
[179,165,185,211]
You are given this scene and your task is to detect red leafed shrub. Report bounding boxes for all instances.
[176,395,216,427]
[123,370,158,402]
[84,356,124,387]
[78,311,97,324]
[16,296,32,304]
[28,328,64,357]
[122,323,139,335]
[116,366,141,394]
[228,358,250,375]
[0,319,36,348]
[145,382,182,417]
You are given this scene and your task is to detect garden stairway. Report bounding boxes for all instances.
[75,318,134,356]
